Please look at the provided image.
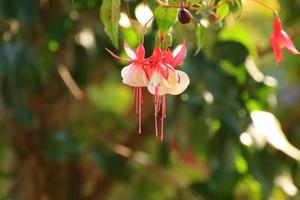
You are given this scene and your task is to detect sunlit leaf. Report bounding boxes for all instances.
[154,7,177,34]
[195,23,204,55]
[100,0,121,48]
[216,0,230,20]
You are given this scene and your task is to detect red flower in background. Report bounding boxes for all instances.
[270,16,300,63]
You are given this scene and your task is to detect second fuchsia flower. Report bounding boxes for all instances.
[270,15,300,63]
[107,41,190,140]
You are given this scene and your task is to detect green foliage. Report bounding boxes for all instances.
[100,0,121,48]
[195,23,204,54]
[216,1,230,21]
[154,7,177,34]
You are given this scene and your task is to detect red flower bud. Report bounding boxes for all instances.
[178,8,191,24]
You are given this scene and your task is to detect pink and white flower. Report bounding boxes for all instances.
[107,40,190,140]
[147,41,190,140]
[106,43,149,134]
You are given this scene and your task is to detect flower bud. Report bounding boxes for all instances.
[178,8,191,24]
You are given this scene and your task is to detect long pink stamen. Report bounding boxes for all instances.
[138,87,142,134]
[133,87,138,113]
[154,87,159,137]
[160,95,166,141]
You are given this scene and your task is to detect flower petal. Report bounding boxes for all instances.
[162,68,179,89]
[106,48,131,62]
[168,70,190,95]
[273,17,282,34]
[136,44,146,59]
[280,30,300,55]
[172,40,187,67]
[270,33,284,63]
[124,42,137,60]
[147,71,169,95]
[121,64,148,87]
[159,64,169,80]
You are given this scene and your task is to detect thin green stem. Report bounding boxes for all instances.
[252,0,277,13]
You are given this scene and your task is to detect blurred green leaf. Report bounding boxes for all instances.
[216,1,230,21]
[87,82,131,115]
[100,0,121,48]
[195,23,204,55]
[154,7,177,34]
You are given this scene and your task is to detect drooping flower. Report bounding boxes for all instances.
[270,16,300,63]
[107,40,190,141]
[106,43,149,134]
[147,41,190,140]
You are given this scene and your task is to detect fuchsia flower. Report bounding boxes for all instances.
[106,43,148,134]
[270,16,300,63]
[147,42,189,140]
[107,41,190,140]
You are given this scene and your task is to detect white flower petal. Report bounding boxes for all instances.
[121,64,148,87]
[147,71,170,95]
[124,42,136,60]
[162,69,179,89]
[147,70,190,96]
[168,70,190,95]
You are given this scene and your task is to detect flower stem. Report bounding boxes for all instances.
[141,16,154,34]
[252,0,277,13]
[155,0,198,10]
[180,0,184,9]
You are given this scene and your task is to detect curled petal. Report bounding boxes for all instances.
[172,40,187,67]
[124,42,136,60]
[147,70,190,96]
[168,70,190,95]
[121,64,148,87]
[280,31,300,55]
[106,48,131,62]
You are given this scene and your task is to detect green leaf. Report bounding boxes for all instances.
[195,23,204,55]
[154,7,177,34]
[100,0,120,48]
[216,1,230,20]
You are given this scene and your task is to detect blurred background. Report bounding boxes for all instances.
[0,0,300,199]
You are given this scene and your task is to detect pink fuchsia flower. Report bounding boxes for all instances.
[106,43,149,134]
[270,16,300,63]
[147,41,190,140]
[106,43,149,87]
[147,41,189,96]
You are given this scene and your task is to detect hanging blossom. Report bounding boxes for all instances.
[270,15,300,63]
[147,41,189,140]
[106,43,148,134]
[106,41,190,140]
